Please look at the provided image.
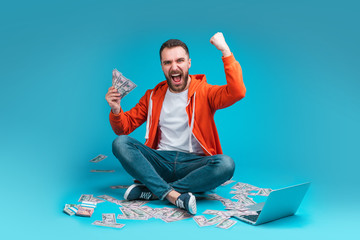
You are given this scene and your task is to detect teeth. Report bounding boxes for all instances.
[171,74,180,77]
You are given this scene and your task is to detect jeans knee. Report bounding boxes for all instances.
[218,155,235,178]
[112,135,132,157]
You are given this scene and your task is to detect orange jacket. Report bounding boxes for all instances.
[109,53,246,156]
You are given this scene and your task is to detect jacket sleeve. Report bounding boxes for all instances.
[109,90,151,135]
[207,53,246,110]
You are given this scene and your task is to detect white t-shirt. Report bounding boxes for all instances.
[157,88,203,154]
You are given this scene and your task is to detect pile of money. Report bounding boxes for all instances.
[64,181,273,230]
[112,69,137,99]
[92,213,125,229]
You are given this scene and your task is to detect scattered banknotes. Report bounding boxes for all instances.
[90,154,107,163]
[112,69,137,99]
[65,181,273,230]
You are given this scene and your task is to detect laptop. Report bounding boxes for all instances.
[234,182,311,225]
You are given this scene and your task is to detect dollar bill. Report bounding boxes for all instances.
[128,206,150,219]
[78,194,104,204]
[102,213,116,224]
[193,215,208,227]
[118,200,149,208]
[162,208,192,223]
[78,194,93,202]
[112,69,137,99]
[139,205,155,217]
[216,218,237,229]
[232,182,259,192]
[89,154,107,163]
[118,207,148,220]
[90,169,115,173]
[92,220,125,229]
[257,188,272,196]
[204,215,229,226]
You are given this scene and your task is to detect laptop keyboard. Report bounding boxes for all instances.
[241,210,262,222]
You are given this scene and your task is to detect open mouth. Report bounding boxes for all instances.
[171,73,182,83]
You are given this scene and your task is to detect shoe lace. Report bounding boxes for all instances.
[140,192,152,200]
[176,198,185,209]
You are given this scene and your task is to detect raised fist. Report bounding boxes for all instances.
[210,32,231,57]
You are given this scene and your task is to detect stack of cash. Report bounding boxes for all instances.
[75,194,104,217]
[63,204,79,216]
[76,201,97,217]
[92,213,125,229]
[112,69,137,99]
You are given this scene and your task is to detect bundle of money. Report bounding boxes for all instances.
[90,154,107,163]
[112,69,137,99]
[63,204,79,216]
[76,206,94,217]
[92,213,125,229]
[76,201,97,217]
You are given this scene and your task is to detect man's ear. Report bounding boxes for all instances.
[188,58,191,69]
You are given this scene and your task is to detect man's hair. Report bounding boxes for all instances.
[159,39,189,61]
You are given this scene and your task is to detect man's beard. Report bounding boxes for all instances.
[165,71,189,93]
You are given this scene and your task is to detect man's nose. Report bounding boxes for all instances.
[171,61,179,70]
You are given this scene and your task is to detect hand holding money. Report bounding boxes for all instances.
[105,86,121,114]
[106,69,137,114]
[210,32,231,57]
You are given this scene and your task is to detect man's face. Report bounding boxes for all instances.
[161,46,191,93]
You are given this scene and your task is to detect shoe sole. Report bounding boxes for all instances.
[124,184,143,200]
[188,193,197,215]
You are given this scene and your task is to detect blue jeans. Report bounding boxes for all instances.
[112,135,235,200]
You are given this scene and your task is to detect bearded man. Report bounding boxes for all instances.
[105,32,246,214]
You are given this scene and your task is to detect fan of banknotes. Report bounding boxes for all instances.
[112,69,137,99]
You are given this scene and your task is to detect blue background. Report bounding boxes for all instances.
[1,0,359,239]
